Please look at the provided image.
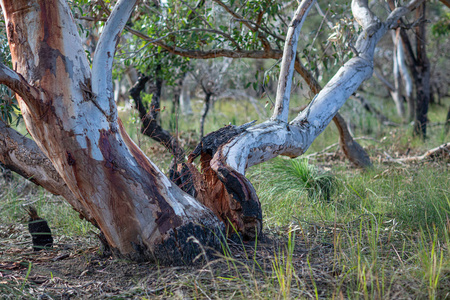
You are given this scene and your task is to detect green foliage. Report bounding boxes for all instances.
[432,12,450,36]
[0,17,20,125]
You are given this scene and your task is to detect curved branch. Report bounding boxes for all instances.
[352,0,379,30]
[0,120,94,223]
[129,75,185,162]
[92,0,138,118]
[217,0,424,178]
[0,62,40,108]
[272,0,316,122]
[129,28,242,50]
[127,26,280,59]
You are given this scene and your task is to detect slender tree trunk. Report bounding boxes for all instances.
[399,29,419,122]
[396,32,414,122]
[200,92,212,139]
[413,3,430,138]
[129,74,185,162]
[391,31,405,119]
[180,73,193,115]
[445,105,450,134]
[172,76,182,116]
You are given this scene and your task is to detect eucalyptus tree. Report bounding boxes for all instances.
[117,0,372,168]
[0,0,427,264]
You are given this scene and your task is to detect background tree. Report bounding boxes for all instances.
[108,0,373,168]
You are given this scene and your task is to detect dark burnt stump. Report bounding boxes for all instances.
[25,206,53,251]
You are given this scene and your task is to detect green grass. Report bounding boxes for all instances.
[1,95,450,298]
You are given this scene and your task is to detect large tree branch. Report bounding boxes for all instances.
[213,0,424,185]
[92,0,138,120]
[272,0,315,122]
[125,1,371,168]
[126,25,281,59]
[0,62,40,110]
[0,120,94,223]
[136,28,242,50]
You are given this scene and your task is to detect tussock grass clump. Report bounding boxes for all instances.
[256,157,336,202]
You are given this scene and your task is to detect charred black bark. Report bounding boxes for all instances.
[200,92,212,139]
[25,206,53,251]
[129,72,185,162]
[445,105,450,134]
[109,219,225,265]
[150,221,225,265]
[188,121,256,162]
[413,3,430,138]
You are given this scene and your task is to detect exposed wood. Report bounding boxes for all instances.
[187,121,261,238]
[396,143,450,162]
[0,0,224,264]
[208,0,424,218]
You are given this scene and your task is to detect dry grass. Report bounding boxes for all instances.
[1,97,450,299]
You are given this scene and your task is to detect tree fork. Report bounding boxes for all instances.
[0,0,225,264]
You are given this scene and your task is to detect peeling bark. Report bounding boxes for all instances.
[187,121,261,239]
[0,0,223,264]
[0,120,93,223]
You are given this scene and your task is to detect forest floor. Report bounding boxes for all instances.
[0,221,337,299]
[1,99,450,299]
[1,149,450,299]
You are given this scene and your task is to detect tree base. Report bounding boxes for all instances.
[111,220,225,265]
